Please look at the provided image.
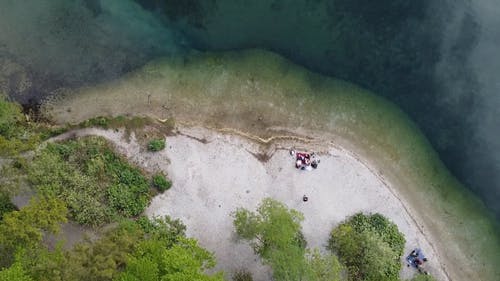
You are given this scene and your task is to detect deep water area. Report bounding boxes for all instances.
[0,0,499,219]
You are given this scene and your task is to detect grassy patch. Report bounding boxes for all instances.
[152,174,171,192]
[147,139,165,152]
[27,136,151,226]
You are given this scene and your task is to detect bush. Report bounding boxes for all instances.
[328,213,405,281]
[152,174,171,192]
[0,98,40,156]
[0,97,23,138]
[0,193,16,221]
[28,136,152,226]
[107,184,149,217]
[232,269,253,281]
[148,139,165,152]
[81,116,109,128]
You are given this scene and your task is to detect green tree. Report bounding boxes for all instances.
[233,198,342,281]
[0,97,39,156]
[19,244,70,281]
[27,216,191,281]
[328,213,405,281]
[305,249,343,281]
[0,197,67,250]
[67,221,144,281]
[0,192,16,221]
[0,197,67,268]
[233,198,305,256]
[0,261,32,281]
[117,238,223,281]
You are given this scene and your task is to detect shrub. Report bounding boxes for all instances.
[148,139,165,152]
[0,97,23,138]
[107,184,148,217]
[0,193,16,221]
[232,269,253,281]
[0,98,40,156]
[152,174,171,192]
[28,136,152,226]
[80,116,109,129]
[328,213,405,281]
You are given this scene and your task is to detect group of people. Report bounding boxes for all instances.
[290,149,320,171]
[407,248,430,275]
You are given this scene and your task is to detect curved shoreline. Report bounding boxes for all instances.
[42,49,500,281]
[51,125,449,280]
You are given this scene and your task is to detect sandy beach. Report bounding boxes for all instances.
[55,126,448,281]
[43,50,500,281]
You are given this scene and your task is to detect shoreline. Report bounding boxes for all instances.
[52,125,449,280]
[42,49,500,281]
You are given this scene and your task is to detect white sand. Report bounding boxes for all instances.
[54,126,448,281]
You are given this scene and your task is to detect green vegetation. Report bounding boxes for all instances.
[328,213,405,281]
[117,236,223,281]
[0,262,32,281]
[232,269,253,281]
[0,197,67,267]
[0,97,436,281]
[152,174,171,192]
[0,193,16,221]
[306,249,344,281]
[147,139,165,152]
[0,98,223,281]
[0,215,222,281]
[233,198,342,281]
[0,97,40,156]
[232,199,431,281]
[28,136,151,226]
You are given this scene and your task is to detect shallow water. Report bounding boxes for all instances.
[44,49,500,281]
